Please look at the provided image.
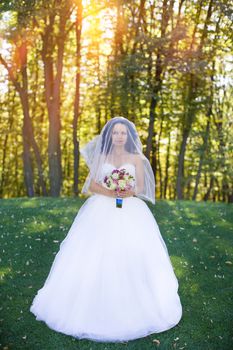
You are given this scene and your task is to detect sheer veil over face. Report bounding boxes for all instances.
[80,117,155,204]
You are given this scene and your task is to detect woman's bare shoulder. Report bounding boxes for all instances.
[133,153,143,165]
[124,153,143,167]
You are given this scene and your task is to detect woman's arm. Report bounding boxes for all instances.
[134,155,144,195]
[89,180,116,197]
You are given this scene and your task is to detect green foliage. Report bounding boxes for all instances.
[0,0,232,200]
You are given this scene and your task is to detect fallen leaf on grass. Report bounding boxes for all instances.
[225,261,232,265]
[152,339,160,346]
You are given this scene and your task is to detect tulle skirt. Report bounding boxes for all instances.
[30,194,182,342]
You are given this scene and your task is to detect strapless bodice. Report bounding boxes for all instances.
[101,162,136,179]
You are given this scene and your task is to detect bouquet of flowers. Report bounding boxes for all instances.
[104,168,135,208]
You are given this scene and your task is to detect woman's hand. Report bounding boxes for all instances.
[90,180,136,198]
[114,189,135,198]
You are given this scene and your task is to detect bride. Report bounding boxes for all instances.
[30,116,182,343]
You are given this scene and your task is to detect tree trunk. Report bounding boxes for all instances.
[164,131,171,199]
[192,117,210,200]
[42,4,70,196]
[73,1,82,196]
[176,0,214,199]
[20,88,48,195]
[193,59,215,200]
[0,44,47,196]
[228,186,233,203]
[157,115,164,199]
[146,94,158,160]
[22,131,34,197]
[0,91,14,197]
[176,127,189,199]
[203,175,215,201]
[151,132,157,180]
[21,56,47,196]
[145,0,174,159]
[176,76,197,200]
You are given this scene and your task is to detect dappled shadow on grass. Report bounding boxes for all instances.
[0,198,232,349]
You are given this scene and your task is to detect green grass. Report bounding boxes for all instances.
[0,197,232,350]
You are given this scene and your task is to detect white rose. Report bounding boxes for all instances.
[109,182,117,190]
[118,179,126,190]
[129,179,135,186]
[112,173,119,179]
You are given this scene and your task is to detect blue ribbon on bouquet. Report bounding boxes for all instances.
[116,197,123,208]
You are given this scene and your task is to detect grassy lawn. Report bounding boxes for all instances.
[0,197,232,350]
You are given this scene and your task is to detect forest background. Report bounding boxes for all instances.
[0,0,232,202]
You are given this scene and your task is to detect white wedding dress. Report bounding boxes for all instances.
[30,163,182,342]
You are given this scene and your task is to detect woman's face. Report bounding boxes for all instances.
[111,123,128,146]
